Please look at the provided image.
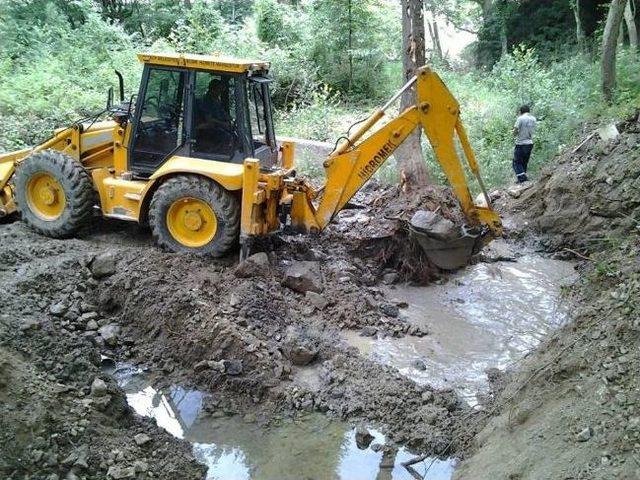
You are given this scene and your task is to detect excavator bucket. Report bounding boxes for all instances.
[408,210,484,271]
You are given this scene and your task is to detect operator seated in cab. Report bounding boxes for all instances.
[194,77,238,160]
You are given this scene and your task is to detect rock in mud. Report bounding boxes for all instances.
[134,433,152,446]
[106,465,136,479]
[361,326,378,337]
[234,252,270,278]
[576,427,593,442]
[355,426,375,449]
[90,377,108,397]
[283,261,324,293]
[49,302,68,316]
[288,345,317,366]
[98,324,120,346]
[306,291,329,310]
[90,252,117,279]
[20,318,41,331]
[380,303,400,318]
[222,359,243,375]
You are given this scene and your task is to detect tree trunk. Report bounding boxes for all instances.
[500,22,508,56]
[395,0,431,188]
[426,10,443,61]
[573,0,587,53]
[602,0,629,103]
[625,0,638,49]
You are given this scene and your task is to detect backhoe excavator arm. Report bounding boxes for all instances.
[287,66,502,238]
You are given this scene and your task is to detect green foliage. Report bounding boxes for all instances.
[0,0,139,151]
[168,1,226,54]
[255,0,284,45]
[308,0,398,99]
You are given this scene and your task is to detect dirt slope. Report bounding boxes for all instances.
[455,116,640,480]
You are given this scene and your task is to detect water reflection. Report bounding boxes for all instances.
[114,369,455,480]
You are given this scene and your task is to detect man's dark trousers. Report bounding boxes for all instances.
[513,144,533,183]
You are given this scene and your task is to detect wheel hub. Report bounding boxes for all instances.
[166,197,218,248]
[26,172,66,220]
[183,210,204,231]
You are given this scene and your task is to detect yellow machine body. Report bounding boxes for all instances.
[0,52,502,256]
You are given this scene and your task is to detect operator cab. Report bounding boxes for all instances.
[128,53,277,177]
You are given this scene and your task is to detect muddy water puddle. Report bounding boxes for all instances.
[110,366,455,480]
[344,253,577,403]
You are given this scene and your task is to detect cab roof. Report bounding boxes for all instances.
[137,52,270,74]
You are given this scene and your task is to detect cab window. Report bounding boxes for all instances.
[192,72,242,162]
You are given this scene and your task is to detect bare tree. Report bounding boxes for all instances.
[625,0,638,49]
[572,0,587,53]
[394,0,432,187]
[602,0,629,102]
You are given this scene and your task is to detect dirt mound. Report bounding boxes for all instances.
[0,180,482,475]
[328,183,467,282]
[506,113,640,252]
[455,116,640,479]
[0,223,205,479]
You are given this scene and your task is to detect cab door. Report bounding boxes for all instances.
[129,66,189,176]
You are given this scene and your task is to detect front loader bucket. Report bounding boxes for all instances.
[409,210,482,271]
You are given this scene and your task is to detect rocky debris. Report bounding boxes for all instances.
[90,377,108,397]
[234,252,270,278]
[98,324,120,347]
[90,251,117,279]
[133,433,152,446]
[282,261,324,293]
[355,425,375,449]
[222,359,243,375]
[306,291,329,310]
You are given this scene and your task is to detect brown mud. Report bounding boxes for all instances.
[0,183,480,479]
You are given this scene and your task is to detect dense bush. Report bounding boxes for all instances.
[1,0,638,191]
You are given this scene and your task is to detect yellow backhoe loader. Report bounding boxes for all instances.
[0,53,502,263]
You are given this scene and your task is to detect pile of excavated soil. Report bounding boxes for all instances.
[455,117,640,480]
[0,182,480,477]
[0,224,205,479]
[504,113,640,252]
[327,182,466,283]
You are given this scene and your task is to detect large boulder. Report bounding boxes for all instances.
[282,261,324,294]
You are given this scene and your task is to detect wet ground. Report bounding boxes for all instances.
[100,246,576,479]
[111,365,456,480]
[343,252,577,404]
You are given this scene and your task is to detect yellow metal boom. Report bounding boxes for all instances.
[253,66,502,241]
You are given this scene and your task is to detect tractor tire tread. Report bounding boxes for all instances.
[14,150,95,238]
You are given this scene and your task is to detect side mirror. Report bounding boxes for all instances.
[106,86,114,110]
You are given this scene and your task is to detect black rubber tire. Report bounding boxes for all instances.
[149,174,240,256]
[14,150,95,238]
